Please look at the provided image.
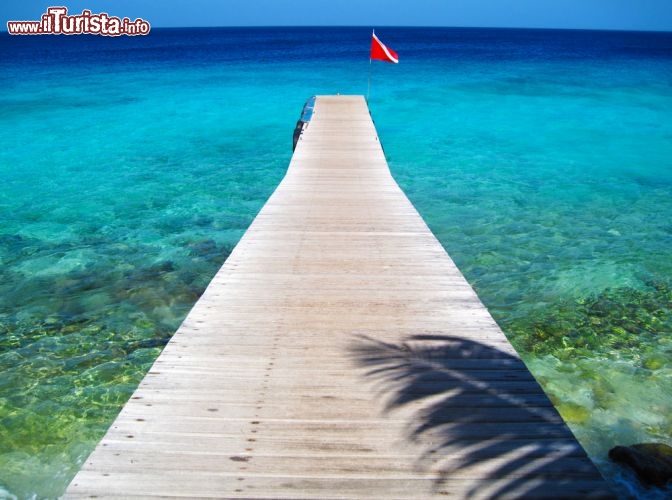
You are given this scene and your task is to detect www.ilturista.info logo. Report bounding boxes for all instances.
[7,7,151,36]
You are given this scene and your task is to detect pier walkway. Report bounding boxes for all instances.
[65,95,614,499]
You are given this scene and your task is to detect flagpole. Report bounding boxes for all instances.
[367,30,374,102]
[367,57,372,102]
[368,30,398,101]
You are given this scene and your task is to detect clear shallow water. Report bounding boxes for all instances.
[0,27,671,498]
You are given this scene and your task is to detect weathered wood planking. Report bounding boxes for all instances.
[65,95,614,499]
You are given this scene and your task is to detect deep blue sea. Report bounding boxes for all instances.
[1,27,671,499]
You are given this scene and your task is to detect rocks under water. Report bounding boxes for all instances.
[506,281,672,365]
[609,443,672,489]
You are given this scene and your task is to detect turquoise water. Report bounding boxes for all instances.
[1,28,671,498]
[375,55,672,498]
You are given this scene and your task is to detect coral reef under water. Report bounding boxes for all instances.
[506,281,672,365]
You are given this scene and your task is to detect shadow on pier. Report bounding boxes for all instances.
[350,334,615,499]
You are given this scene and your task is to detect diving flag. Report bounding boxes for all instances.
[370,31,398,64]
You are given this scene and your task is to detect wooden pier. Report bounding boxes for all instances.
[65,95,614,499]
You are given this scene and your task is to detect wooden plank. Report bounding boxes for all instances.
[64,95,614,499]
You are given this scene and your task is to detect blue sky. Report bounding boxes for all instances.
[2,0,672,31]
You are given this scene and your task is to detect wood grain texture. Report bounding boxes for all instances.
[64,95,614,499]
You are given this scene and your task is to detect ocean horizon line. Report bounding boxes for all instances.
[3,24,672,34]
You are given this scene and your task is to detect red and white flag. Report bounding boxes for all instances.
[370,30,398,64]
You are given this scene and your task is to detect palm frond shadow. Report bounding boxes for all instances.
[350,334,614,499]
